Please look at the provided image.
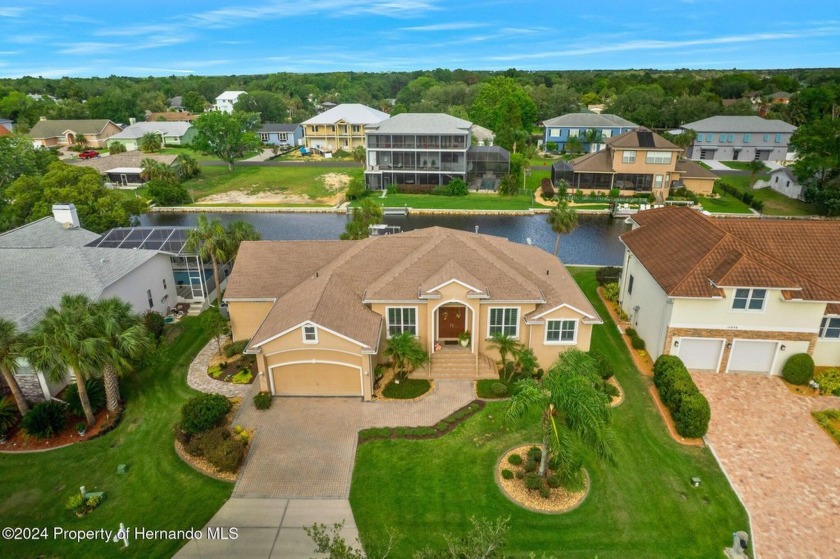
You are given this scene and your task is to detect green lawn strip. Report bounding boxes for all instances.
[570,203,610,210]
[350,269,749,558]
[718,174,818,216]
[476,378,514,399]
[159,146,258,163]
[184,165,361,202]
[352,193,533,211]
[699,188,753,214]
[722,161,770,172]
[191,203,332,208]
[812,409,840,445]
[382,378,431,399]
[0,318,231,559]
[526,169,550,191]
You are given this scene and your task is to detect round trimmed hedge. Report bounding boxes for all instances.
[180,393,231,434]
[782,353,814,385]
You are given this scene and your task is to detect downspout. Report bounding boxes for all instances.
[659,298,674,360]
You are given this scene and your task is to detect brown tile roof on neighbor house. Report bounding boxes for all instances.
[606,127,680,150]
[675,159,718,179]
[146,112,199,122]
[66,152,177,173]
[29,119,118,139]
[226,227,600,350]
[621,206,840,302]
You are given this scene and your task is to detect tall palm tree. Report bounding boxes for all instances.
[92,299,150,412]
[488,332,520,380]
[226,221,261,265]
[25,295,100,426]
[0,318,30,416]
[547,201,579,257]
[747,159,765,188]
[185,215,229,306]
[506,349,613,484]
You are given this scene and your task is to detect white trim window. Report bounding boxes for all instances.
[568,128,579,138]
[819,317,840,339]
[259,132,270,142]
[731,288,767,311]
[645,151,673,164]
[387,307,417,337]
[622,151,636,164]
[489,308,519,338]
[302,325,318,344]
[546,319,577,344]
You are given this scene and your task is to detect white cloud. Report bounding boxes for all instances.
[0,7,27,17]
[400,22,485,32]
[0,67,93,78]
[57,42,119,56]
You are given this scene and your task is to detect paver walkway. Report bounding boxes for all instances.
[692,373,840,559]
[187,339,251,398]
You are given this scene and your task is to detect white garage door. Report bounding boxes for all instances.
[678,338,724,372]
[727,340,777,374]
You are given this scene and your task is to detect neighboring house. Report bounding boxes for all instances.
[681,116,797,161]
[765,167,804,200]
[106,121,196,151]
[29,118,122,148]
[211,91,246,114]
[168,96,185,112]
[470,124,495,146]
[541,113,637,153]
[257,123,303,148]
[768,91,792,105]
[618,206,840,375]
[0,118,13,131]
[551,128,716,198]
[0,205,176,401]
[364,113,510,191]
[69,152,177,189]
[301,103,388,152]
[145,111,199,122]
[225,227,601,400]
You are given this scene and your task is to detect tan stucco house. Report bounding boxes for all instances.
[29,118,122,148]
[619,206,840,375]
[301,103,388,152]
[225,227,601,400]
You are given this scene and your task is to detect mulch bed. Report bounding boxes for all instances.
[172,397,248,482]
[607,376,625,407]
[496,445,589,514]
[207,352,256,385]
[0,407,121,453]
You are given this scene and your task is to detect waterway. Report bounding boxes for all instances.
[139,213,631,266]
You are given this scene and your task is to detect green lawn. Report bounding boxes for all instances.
[526,169,550,191]
[722,161,770,172]
[159,146,259,163]
[184,165,362,203]
[382,379,431,399]
[698,188,753,214]
[350,268,750,558]
[718,174,818,216]
[354,192,533,211]
[0,318,231,559]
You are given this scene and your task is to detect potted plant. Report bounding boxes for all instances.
[458,331,471,347]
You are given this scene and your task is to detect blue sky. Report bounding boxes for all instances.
[0,0,838,78]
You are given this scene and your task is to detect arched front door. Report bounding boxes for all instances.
[438,304,467,341]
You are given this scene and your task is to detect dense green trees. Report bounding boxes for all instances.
[790,117,840,215]
[233,90,288,122]
[191,111,262,171]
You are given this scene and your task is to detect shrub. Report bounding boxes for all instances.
[782,353,814,385]
[65,493,84,511]
[180,393,231,434]
[184,432,205,456]
[444,178,469,196]
[175,427,191,446]
[490,382,508,397]
[547,474,562,489]
[253,391,272,410]
[501,469,514,480]
[540,178,555,198]
[523,459,538,473]
[624,327,637,338]
[0,396,19,434]
[603,382,620,399]
[147,180,192,206]
[524,473,542,490]
[224,339,250,358]
[108,141,127,155]
[435,421,448,431]
[815,369,840,395]
[143,311,166,343]
[507,453,523,466]
[602,282,620,302]
[630,335,646,350]
[539,485,551,499]
[596,266,622,286]
[21,401,67,439]
[208,365,223,379]
[591,350,614,379]
[527,446,542,461]
[201,428,245,472]
[751,199,765,212]
[674,393,711,438]
[653,355,684,386]
[232,369,253,384]
[359,427,392,442]
[64,379,105,418]
[515,470,525,480]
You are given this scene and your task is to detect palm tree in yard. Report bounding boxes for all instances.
[92,298,150,412]
[747,159,765,188]
[506,349,613,485]
[226,221,261,265]
[547,200,579,257]
[25,295,100,426]
[185,214,229,306]
[0,318,30,416]
[488,332,520,380]
[383,332,429,381]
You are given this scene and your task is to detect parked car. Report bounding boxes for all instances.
[79,150,100,159]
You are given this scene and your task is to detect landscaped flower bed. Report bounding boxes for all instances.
[496,444,588,514]
[207,340,256,385]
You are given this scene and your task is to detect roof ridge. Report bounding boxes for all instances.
[459,235,542,298]
[366,234,447,296]
[665,212,731,295]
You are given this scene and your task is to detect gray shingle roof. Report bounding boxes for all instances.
[302,104,388,126]
[541,113,637,128]
[108,121,192,140]
[681,116,796,133]
[0,217,99,248]
[67,153,176,173]
[29,119,118,139]
[259,123,302,133]
[366,113,472,135]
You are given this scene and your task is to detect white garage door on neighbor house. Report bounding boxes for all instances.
[727,340,779,374]
[677,338,725,372]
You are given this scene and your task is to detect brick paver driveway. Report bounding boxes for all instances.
[233,380,475,498]
[692,373,840,559]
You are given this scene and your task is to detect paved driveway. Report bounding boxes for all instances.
[692,373,840,559]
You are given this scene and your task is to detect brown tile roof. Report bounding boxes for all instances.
[621,206,840,302]
[229,227,600,350]
[606,127,680,150]
[146,112,199,122]
[570,149,614,173]
[676,159,718,179]
[0,124,10,137]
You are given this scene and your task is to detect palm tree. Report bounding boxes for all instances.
[185,215,229,306]
[139,132,163,153]
[0,318,30,416]
[488,332,520,380]
[352,145,366,168]
[383,332,429,381]
[174,153,201,180]
[25,295,100,426]
[91,299,150,412]
[506,349,613,484]
[582,128,603,153]
[747,159,765,188]
[547,201,579,257]
[226,221,261,265]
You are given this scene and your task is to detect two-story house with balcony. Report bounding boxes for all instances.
[618,206,840,375]
[301,103,388,152]
[211,91,246,114]
[681,116,797,161]
[364,113,510,191]
[541,113,637,153]
[551,128,716,199]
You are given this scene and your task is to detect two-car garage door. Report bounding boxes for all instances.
[678,338,779,375]
[270,362,362,396]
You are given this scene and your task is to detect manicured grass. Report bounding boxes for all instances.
[382,379,431,399]
[476,378,512,399]
[698,189,753,214]
[0,317,231,558]
[354,192,533,211]
[812,409,840,445]
[569,203,610,210]
[718,174,818,216]
[184,165,362,202]
[722,161,770,172]
[350,268,750,558]
[526,169,550,191]
[698,161,712,170]
[159,146,259,163]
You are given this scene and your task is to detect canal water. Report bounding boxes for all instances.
[139,213,631,266]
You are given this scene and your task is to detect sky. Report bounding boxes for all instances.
[0,0,839,78]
